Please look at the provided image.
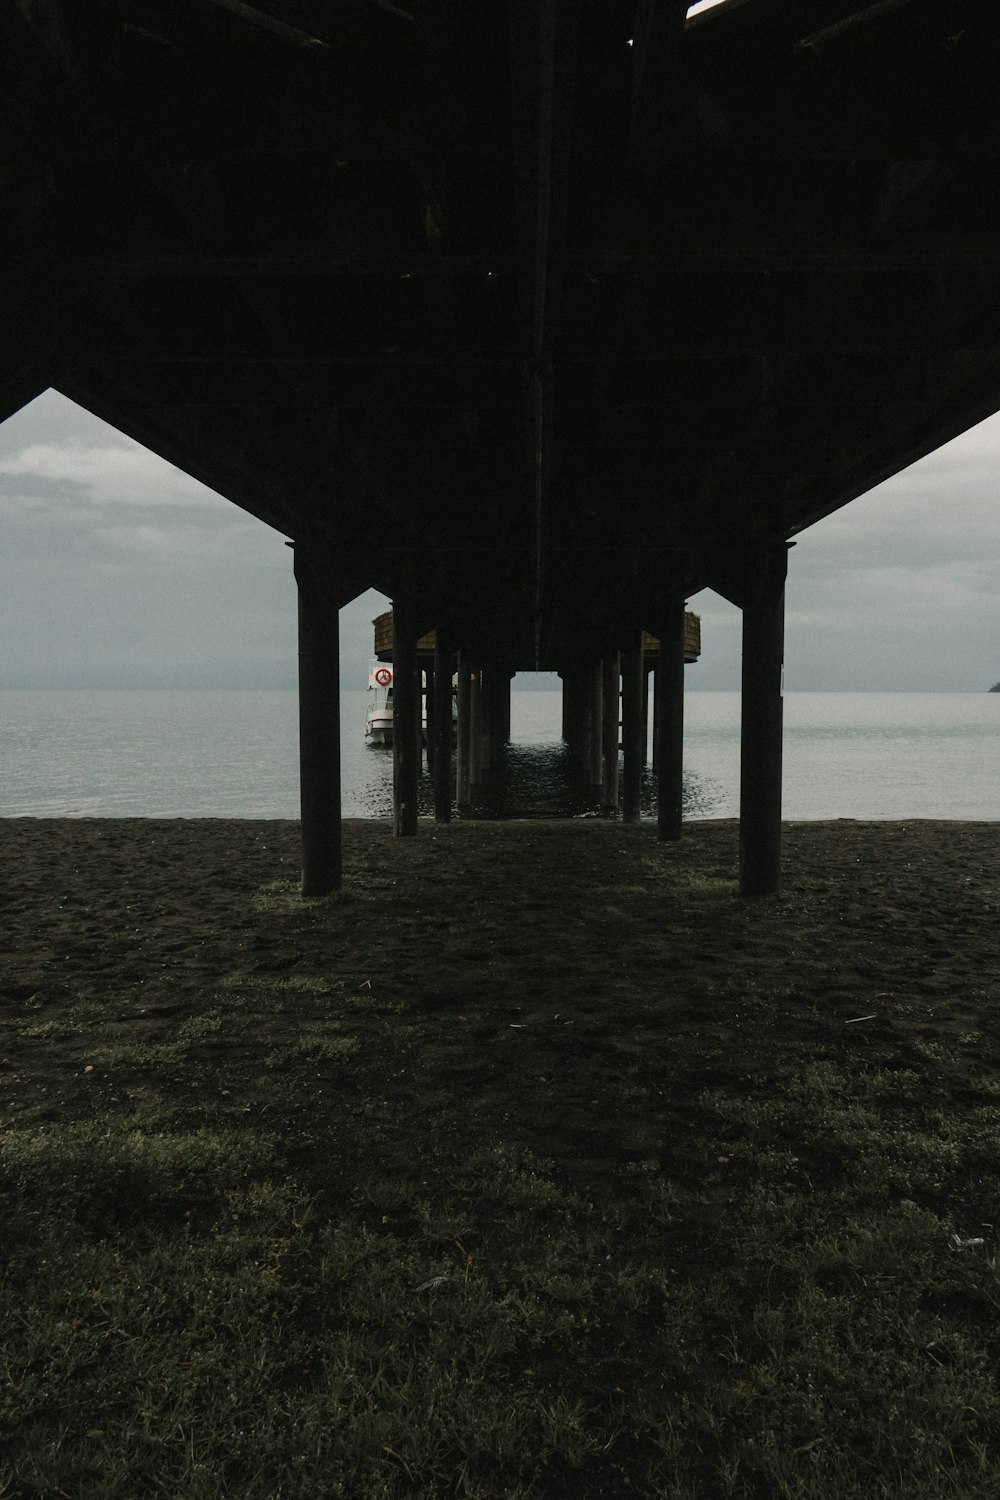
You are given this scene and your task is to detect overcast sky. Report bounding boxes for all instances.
[1,388,997,693]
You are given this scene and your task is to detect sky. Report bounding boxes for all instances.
[0,387,998,694]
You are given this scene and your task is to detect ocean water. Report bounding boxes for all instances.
[0,689,997,821]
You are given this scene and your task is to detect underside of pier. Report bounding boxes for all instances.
[2,0,998,889]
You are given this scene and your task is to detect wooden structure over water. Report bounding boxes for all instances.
[373,607,701,825]
[372,611,702,663]
[2,0,998,894]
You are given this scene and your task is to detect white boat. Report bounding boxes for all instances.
[365,661,459,747]
[364,661,429,747]
[365,661,395,745]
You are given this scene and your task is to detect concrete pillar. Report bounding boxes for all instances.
[656,601,686,842]
[392,600,420,837]
[621,628,645,824]
[293,544,344,896]
[433,632,453,822]
[740,546,788,896]
[601,651,621,815]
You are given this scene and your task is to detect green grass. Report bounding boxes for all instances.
[5,1053,1000,1497]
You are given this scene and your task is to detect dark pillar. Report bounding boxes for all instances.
[424,659,436,774]
[469,665,484,791]
[656,601,686,842]
[740,547,788,896]
[588,658,604,794]
[294,544,343,896]
[456,649,473,813]
[621,628,645,824]
[601,651,621,815]
[561,667,581,757]
[433,632,453,822]
[392,600,420,837]
[483,666,511,763]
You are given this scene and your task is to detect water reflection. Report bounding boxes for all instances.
[350,742,728,821]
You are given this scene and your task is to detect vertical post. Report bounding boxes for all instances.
[392,600,420,837]
[483,665,512,762]
[293,544,343,896]
[424,659,436,775]
[621,628,645,824]
[479,667,492,773]
[740,546,787,896]
[588,658,604,795]
[456,649,472,813]
[601,650,621,815]
[656,601,686,842]
[433,631,453,822]
[469,665,484,793]
[561,666,579,755]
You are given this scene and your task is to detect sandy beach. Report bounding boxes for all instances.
[3,816,998,1156]
[5,815,1000,1496]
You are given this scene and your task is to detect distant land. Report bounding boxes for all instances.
[992,683,1000,693]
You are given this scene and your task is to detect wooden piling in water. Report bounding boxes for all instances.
[433,632,453,822]
[621,630,645,824]
[656,602,686,842]
[392,600,420,837]
[601,651,621,814]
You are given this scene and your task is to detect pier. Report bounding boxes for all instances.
[1,1,997,895]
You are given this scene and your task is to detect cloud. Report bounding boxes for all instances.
[1,439,229,511]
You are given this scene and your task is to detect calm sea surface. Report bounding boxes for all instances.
[1,689,997,821]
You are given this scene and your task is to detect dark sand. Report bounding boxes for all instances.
[2,817,999,1186]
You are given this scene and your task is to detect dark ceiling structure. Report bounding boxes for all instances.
[2,0,999,670]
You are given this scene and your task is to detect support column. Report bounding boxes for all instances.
[294,544,344,896]
[740,546,788,896]
[424,659,436,775]
[456,649,473,814]
[656,601,686,842]
[561,666,582,757]
[469,665,484,793]
[621,628,645,824]
[588,658,604,795]
[601,651,621,815]
[392,600,420,837]
[433,631,453,823]
[483,666,512,764]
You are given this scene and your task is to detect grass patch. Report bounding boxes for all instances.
[5,1100,1000,1497]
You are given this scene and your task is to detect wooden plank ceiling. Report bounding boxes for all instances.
[1,0,998,665]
